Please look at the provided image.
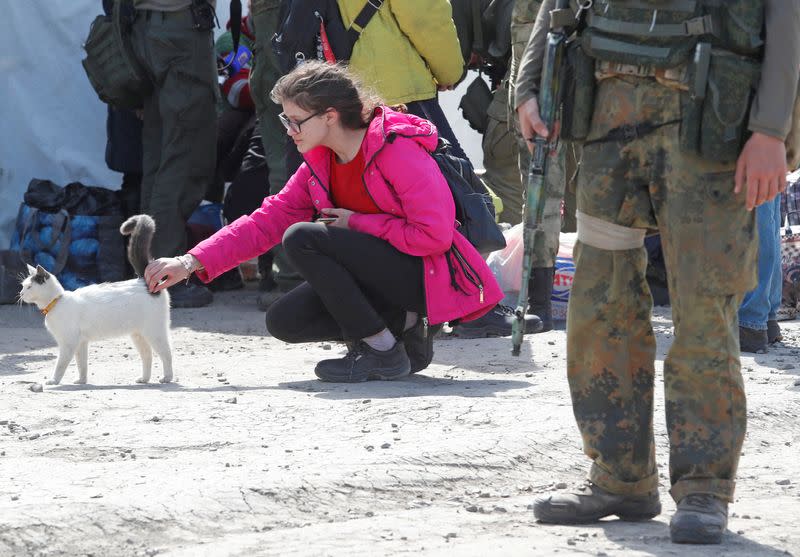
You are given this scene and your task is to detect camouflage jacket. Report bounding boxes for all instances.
[513,0,800,141]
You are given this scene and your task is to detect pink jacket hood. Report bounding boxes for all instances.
[189,107,503,325]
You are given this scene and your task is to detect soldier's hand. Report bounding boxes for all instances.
[735,132,788,211]
[517,97,550,153]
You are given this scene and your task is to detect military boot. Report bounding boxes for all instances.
[670,494,728,544]
[527,267,554,332]
[533,481,661,524]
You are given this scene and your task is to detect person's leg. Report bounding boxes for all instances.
[144,10,217,259]
[482,82,524,225]
[653,99,756,544]
[280,223,427,381]
[765,197,784,343]
[534,78,666,525]
[406,98,468,160]
[740,196,783,349]
[281,223,425,339]
[248,0,303,299]
[738,199,776,328]
[265,282,344,342]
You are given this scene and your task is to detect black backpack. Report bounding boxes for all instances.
[431,140,507,255]
[271,0,383,75]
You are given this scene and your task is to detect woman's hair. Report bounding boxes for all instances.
[270,61,384,129]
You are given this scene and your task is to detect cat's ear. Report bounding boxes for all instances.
[35,265,49,277]
[26,264,36,275]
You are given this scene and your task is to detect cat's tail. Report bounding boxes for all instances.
[120,215,156,278]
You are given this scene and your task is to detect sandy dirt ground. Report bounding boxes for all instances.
[1,286,799,557]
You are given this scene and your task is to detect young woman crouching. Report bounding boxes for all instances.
[144,62,503,382]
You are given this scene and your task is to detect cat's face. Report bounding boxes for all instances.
[19,264,56,305]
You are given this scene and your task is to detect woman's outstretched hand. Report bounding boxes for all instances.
[144,257,190,293]
[321,208,354,229]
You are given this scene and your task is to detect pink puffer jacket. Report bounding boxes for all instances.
[189,107,503,325]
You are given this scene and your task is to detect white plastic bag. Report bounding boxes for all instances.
[486,223,524,293]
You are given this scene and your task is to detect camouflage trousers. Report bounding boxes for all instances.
[567,76,757,503]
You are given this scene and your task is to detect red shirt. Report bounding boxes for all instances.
[330,148,381,214]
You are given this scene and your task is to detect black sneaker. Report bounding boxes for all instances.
[670,494,728,544]
[533,480,661,524]
[452,305,543,339]
[739,325,768,353]
[169,281,213,308]
[767,319,782,344]
[402,318,444,374]
[314,341,411,383]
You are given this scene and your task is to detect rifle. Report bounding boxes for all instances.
[511,0,570,356]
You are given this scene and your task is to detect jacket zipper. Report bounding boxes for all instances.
[451,244,485,303]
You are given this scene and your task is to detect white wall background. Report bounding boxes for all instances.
[0,1,482,248]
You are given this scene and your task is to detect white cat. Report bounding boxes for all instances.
[19,215,173,385]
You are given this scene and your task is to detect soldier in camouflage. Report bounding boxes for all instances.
[511,0,578,331]
[517,0,799,544]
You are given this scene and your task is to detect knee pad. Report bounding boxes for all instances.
[576,210,646,251]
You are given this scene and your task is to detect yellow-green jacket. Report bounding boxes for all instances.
[337,0,464,104]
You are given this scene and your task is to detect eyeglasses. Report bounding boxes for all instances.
[279,111,323,133]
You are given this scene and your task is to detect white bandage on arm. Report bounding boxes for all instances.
[576,210,646,250]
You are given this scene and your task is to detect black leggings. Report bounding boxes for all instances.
[265,222,426,342]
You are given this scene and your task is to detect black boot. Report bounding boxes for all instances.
[452,305,542,338]
[528,267,554,332]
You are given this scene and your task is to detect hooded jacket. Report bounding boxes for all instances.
[189,107,503,325]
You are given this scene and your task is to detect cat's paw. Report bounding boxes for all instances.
[135,377,149,384]
[73,378,87,385]
[159,376,173,384]
[45,379,60,385]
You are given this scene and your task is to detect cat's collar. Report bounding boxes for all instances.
[41,296,62,316]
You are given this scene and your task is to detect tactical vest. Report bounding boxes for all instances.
[579,0,764,68]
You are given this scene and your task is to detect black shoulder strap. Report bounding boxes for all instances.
[347,0,384,47]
